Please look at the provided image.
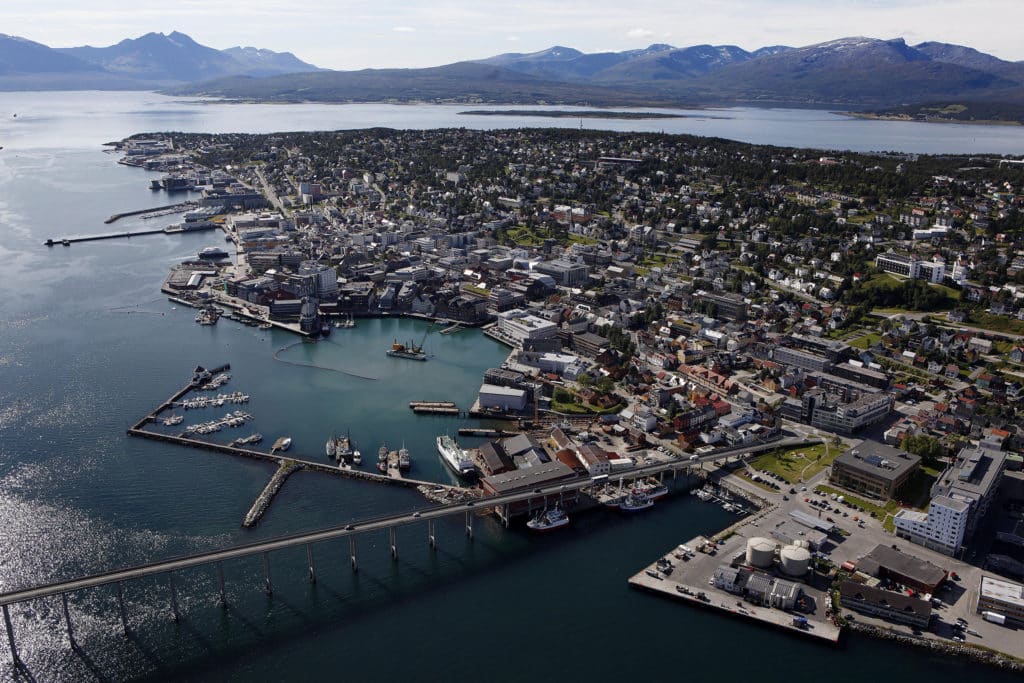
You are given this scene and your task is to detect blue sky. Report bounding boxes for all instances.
[4,0,1023,69]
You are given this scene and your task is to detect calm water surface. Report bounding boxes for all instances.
[0,92,1020,681]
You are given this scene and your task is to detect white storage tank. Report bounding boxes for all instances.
[746,537,776,568]
[780,544,812,576]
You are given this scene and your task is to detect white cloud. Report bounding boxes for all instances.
[507,35,520,42]
[627,28,654,39]
[392,25,416,32]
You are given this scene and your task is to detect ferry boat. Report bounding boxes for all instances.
[619,489,655,512]
[197,246,229,260]
[526,507,569,532]
[398,445,411,471]
[436,435,476,476]
[386,339,427,361]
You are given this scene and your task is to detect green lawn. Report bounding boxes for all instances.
[749,442,844,484]
[849,332,883,350]
[965,311,1024,336]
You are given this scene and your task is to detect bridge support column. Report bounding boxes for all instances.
[465,511,473,539]
[428,520,436,549]
[2,604,18,666]
[502,504,510,528]
[389,527,398,561]
[61,593,75,647]
[216,562,227,607]
[262,552,273,595]
[307,545,316,584]
[117,583,130,635]
[349,537,358,572]
[168,574,180,622]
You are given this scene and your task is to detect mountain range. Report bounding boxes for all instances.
[0,31,320,90]
[3,32,1024,114]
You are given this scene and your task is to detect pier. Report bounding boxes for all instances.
[243,461,301,527]
[409,401,462,415]
[104,201,196,224]
[457,428,521,438]
[44,224,215,247]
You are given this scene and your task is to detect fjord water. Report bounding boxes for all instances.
[0,92,1021,681]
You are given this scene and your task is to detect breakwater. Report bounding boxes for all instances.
[243,461,302,527]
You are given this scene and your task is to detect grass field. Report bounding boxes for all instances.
[749,442,844,484]
[849,332,883,349]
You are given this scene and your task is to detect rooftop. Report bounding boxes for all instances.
[834,441,920,482]
[980,575,1024,608]
[857,544,947,588]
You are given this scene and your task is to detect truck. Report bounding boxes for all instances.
[982,611,1007,625]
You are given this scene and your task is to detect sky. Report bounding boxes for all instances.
[4,0,1024,69]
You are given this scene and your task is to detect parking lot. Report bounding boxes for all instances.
[717,462,1024,660]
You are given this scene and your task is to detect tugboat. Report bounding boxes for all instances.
[526,507,569,532]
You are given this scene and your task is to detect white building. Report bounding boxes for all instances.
[496,309,558,347]
[477,383,527,411]
[874,252,946,283]
[894,495,969,557]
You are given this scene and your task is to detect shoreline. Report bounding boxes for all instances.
[842,111,1023,126]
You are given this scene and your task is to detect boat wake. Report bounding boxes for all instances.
[272,342,378,381]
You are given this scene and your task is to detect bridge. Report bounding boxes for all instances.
[0,435,815,664]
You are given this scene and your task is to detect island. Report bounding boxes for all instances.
[26,126,1024,674]
[458,109,695,119]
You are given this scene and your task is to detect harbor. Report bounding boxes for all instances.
[129,368,475,529]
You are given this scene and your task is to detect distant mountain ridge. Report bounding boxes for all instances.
[0,31,320,90]
[3,32,1024,114]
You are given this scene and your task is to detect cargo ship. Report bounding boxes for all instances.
[436,435,476,476]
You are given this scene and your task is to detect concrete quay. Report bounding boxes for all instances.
[629,567,841,644]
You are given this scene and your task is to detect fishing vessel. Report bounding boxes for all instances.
[398,445,411,471]
[325,437,336,458]
[436,435,476,476]
[377,444,389,472]
[619,488,655,512]
[334,432,354,462]
[526,507,569,532]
